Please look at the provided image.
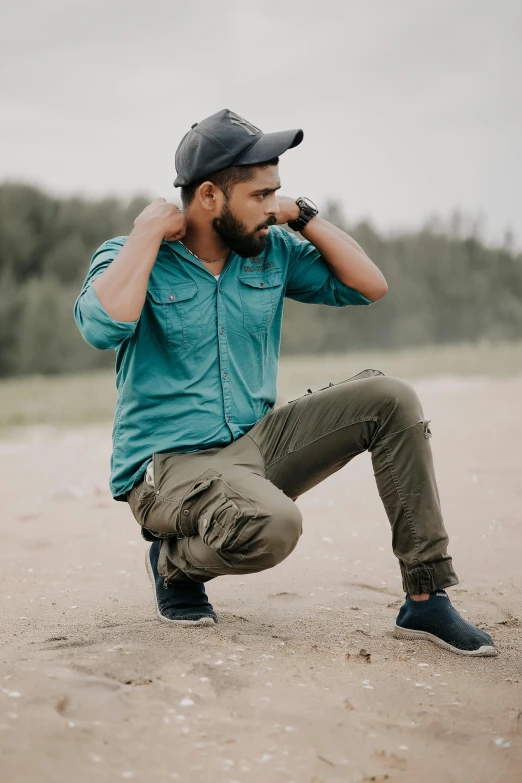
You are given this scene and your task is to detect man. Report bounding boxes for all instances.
[74,108,497,657]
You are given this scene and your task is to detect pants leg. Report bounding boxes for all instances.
[128,371,458,593]
[127,436,302,584]
[246,372,458,594]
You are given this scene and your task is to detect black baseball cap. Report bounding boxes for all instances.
[174,109,303,187]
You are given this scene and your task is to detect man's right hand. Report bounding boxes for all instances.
[134,198,187,242]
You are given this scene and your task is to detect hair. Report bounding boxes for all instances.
[180,157,279,209]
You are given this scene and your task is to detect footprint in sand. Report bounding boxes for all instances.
[53,673,126,724]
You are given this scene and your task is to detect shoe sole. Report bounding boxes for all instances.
[393,624,498,656]
[145,548,217,627]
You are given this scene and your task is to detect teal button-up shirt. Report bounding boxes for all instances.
[73,226,372,501]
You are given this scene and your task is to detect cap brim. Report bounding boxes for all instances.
[235,128,303,165]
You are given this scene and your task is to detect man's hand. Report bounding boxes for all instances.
[134,198,187,242]
[275,196,300,226]
[92,199,186,323]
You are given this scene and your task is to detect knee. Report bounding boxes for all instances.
[201,490,302,570]
[369,375,422,417]
[254,500,303,569]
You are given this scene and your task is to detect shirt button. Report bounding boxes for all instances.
[260,282,266,286]
[223,373,227,380]
[183,509,189,516]
[220,328,225,334]
[169,295,174,300]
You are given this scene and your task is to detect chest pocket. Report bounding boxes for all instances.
[238,272,283,335]
[146,283,201,349]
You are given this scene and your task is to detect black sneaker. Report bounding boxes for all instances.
[145,542,217,626]
[394,590,497,656]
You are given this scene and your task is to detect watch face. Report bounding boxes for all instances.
[301,197,318,213]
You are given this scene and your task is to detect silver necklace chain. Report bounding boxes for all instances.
[178,240,227,264]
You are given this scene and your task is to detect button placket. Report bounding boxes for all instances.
[216,284,233,429]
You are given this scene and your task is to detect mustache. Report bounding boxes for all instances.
[257,215,277,231]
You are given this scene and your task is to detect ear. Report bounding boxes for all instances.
[197,181,225,213]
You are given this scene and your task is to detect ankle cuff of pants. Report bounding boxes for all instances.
[400,559,459,595]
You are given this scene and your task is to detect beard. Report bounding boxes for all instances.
[212,202,276,258]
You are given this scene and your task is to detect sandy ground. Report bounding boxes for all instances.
[0,376,521,783]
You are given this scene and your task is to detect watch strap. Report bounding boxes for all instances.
[288,197,319,231]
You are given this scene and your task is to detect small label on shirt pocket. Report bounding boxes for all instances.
[238,272,283,335]
[146,283,201,349]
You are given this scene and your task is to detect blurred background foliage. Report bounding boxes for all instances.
[0,181,521,378]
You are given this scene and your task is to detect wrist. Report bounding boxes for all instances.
[287,197,319,232]
[299,214,319,235]
[132,218,168,243]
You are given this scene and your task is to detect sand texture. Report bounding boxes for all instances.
[1,376,521,782]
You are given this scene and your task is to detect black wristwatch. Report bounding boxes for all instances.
[287,197,319,232]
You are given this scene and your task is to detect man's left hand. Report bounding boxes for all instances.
[275,196,300,225]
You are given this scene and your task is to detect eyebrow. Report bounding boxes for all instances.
[251,184,282,195]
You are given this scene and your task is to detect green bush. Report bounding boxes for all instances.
[0,182,520,377]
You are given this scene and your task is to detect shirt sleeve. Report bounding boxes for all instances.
[281,228,373,307]
[73,236,140,351]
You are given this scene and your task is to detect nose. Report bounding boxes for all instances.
[266,193,280,215]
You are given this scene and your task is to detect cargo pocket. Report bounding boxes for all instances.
[198,494,245,554]
[176,468,225,537]
[145,282,201,349]
[184,470,253,563]
[238,272,283,334]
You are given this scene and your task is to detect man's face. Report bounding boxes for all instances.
[212,165,281,258]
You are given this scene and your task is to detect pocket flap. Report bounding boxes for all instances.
[148,283,197,304]
[238,272,282,290]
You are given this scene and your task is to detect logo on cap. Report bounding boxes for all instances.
[226,110,260,136]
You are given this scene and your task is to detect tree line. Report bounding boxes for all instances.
[0,182,520,377]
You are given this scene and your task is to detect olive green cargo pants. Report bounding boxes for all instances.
[127,370,458,594]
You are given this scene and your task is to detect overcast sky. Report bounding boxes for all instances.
[1,0,521,243]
